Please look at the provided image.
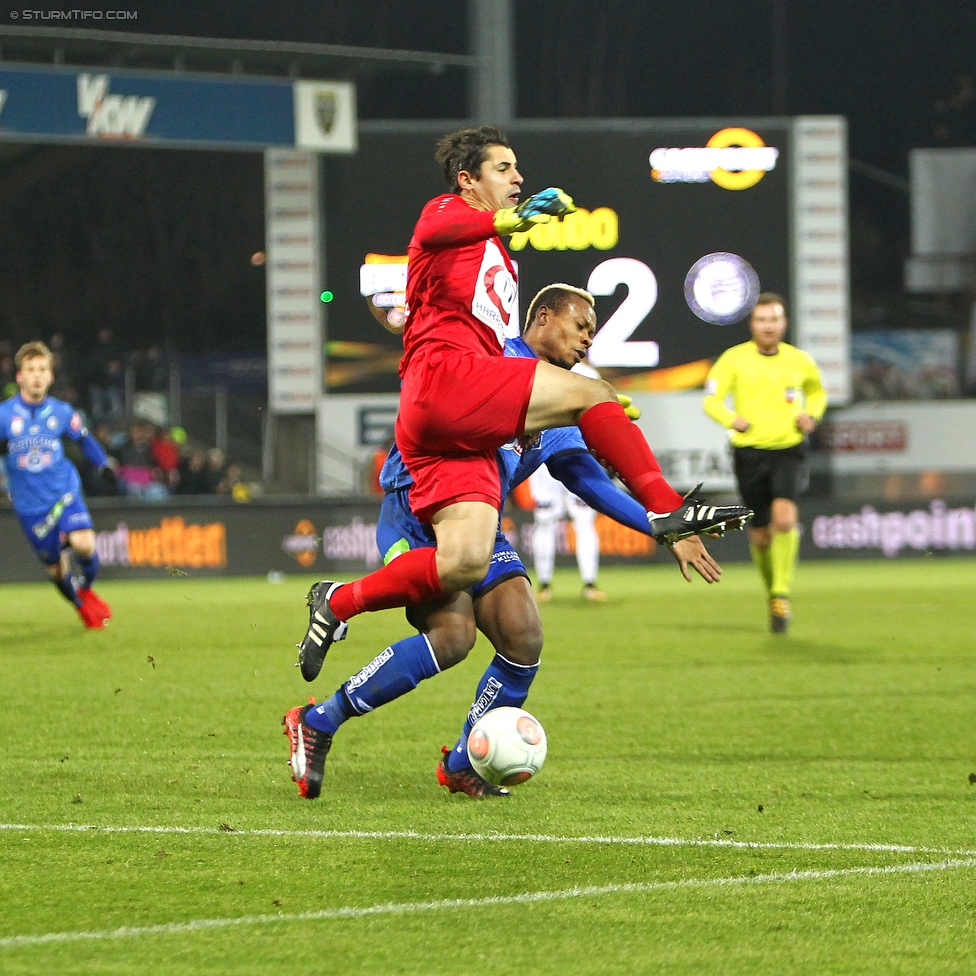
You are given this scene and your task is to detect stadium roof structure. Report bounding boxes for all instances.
[0,24,477,80]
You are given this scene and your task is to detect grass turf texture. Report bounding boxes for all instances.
[2,559,976,974]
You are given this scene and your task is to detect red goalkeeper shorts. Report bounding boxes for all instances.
[395,349,539,523]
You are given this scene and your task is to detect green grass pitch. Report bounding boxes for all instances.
[2,557,976,974]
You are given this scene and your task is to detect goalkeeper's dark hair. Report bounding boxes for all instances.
[435,125,511,193]
[753,291,787,313]
[524,283,595,334]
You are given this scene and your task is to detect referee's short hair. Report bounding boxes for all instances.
[753,292,787,312]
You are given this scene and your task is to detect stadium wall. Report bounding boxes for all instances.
[316,394,976,497]
[3,494,976,583]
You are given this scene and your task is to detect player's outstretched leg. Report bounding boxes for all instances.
[282,699,334,800]
[285,633,442,797]
[297,580,348,681]
[647,484,753,545]
[574,401,750,546]
[436,746,510,798]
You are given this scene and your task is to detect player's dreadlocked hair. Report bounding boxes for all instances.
[435,125,511,193]
[523,283,595,334]
[14,341,54,371]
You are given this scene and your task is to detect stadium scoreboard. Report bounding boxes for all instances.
[322,120,799,394]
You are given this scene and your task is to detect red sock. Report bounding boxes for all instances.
[577,400,683,513]
[329,547,445,620]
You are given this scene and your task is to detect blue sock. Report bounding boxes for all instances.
[53,573,80,607]
[76,551,99,590]
[445,653,540,773]
[304,633,441,735]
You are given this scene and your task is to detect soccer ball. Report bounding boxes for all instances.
[466,707,547,786]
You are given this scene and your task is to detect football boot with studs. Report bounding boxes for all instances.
[297,580,348,681]
[436,746,510,798]
[282,698,334,799]
[647,483,753,545]
[769,595,792,634]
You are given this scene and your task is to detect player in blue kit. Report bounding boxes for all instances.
[283,285,727,799]
[0,341,113,628]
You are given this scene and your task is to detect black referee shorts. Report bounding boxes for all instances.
[732,443,808,528]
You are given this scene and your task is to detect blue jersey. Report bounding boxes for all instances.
[380,335,587,498]
[0,394,107,516]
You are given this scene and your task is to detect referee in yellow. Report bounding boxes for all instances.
[703,293,827,633]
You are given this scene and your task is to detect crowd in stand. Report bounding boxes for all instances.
[0,331,246,500]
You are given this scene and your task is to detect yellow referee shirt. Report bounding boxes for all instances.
[703,341,827,450]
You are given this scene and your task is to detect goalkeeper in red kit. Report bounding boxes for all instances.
[295,125,751,681]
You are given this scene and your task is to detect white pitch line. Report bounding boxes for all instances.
[0,822,973,858]
[2,857,974,950]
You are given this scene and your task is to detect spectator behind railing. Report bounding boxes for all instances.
[150,424,181,492]
[132,345,170,392]
[85,327,125,426]
[175,448,211,495]
[0,342,16,399]
[205,448,227,494]
[217,461,252,502]
[116,419,169,500]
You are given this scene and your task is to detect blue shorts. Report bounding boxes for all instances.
[17,492,94,565]
[376,489,528,601]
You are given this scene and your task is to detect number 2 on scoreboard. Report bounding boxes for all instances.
[586,257,660,368]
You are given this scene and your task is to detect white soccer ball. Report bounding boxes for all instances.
[466,706,547,786]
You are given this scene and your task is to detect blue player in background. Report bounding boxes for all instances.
[0,341,114,628]
[283,285,729,799]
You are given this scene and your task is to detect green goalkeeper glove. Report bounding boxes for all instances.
[617,394,641,421]
[494,187,576,235]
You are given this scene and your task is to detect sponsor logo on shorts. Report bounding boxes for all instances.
[491,548,521,565]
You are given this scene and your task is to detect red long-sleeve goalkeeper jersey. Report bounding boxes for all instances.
[400,194,519,376]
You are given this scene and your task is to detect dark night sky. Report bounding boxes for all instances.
[90,0,976,163]
[0,0,973,355]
